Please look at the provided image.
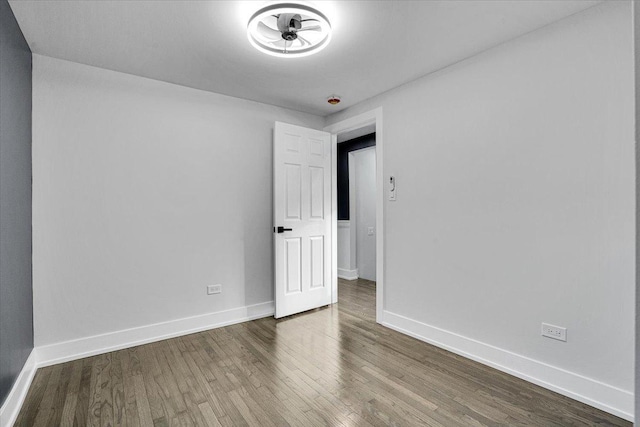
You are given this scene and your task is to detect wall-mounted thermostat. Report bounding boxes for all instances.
[389,176,396,201]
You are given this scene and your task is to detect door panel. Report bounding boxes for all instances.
[310,236,324,289]
[284,238,302,294]
[285,164,302,219]
[274,122,332,318]
[309,166,324,219]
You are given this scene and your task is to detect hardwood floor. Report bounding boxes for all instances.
[15,278,629,426]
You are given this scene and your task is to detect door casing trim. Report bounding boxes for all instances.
[324,107,384,323]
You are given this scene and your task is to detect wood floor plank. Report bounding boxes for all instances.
[59,359,84,426]
[73,357,95,427]
[13,367,53,426]
[197,401,223,427]
[99,354,115,427]
[151,341,189,422]
[179,348,227,419]
[86,353,113,427]
[132,374,154,426]
[31,364,63,427]
[13,278,631,427]
[111,351,126,427]
[120,349,142,427]
[138,343,171,422]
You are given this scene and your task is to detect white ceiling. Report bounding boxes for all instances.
[9,0,601,116]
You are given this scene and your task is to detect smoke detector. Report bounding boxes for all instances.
[247,3,332,58]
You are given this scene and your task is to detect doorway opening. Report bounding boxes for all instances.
[325,108,384,323]
[337,135,376,319]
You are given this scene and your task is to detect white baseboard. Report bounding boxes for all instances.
[382,310,633,422]
[37,301,274,367]
[0,349,38,427]
[338,268,358,280]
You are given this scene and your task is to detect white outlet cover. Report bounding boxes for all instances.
[541,323,567,342]
[207,284,222,295]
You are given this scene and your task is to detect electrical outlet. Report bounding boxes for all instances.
[541,323,566,342]
[207,284,222,295]
[367,227,374,236]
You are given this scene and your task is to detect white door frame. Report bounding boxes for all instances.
[324,108,384,323]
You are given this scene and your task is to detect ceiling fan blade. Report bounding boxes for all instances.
[298,35,311,46]
[277,13,300,32]
[257,21,282,41]
[298,25,321,32]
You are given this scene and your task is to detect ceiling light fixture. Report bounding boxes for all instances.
[247,3,332,58]
[327,95,341,105]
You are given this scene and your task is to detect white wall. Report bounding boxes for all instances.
[327,1,634,419]
[32,55,323,353]
[353,148,376,281]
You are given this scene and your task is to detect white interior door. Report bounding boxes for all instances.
[274,122,332,318]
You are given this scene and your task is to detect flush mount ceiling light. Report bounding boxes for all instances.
[327,95,341,105]
[247,3,332,58]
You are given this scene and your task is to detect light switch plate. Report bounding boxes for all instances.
[389,176,396,201]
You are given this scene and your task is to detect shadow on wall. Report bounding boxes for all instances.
[0,0,34,408]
